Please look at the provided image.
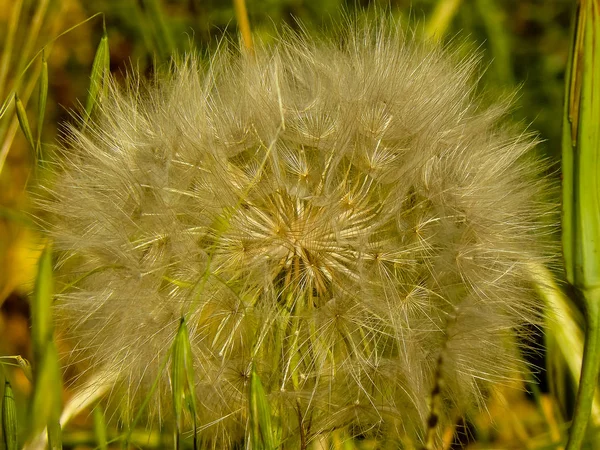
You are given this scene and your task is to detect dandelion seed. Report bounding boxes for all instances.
[34,17,557,448]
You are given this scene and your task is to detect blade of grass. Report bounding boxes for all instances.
[424,0,463,40]
[532,262,600,424]
[59,429,164,448]
[142,0,176,59]
[562,1,579,289]
[0,47,42,176]
[0,12,104,123]
[171,318,198,450]
[30,341,62,448]
[0,0,23,100]
[249,365,275,450]
[0,0,50,144]
[30,244,53,362]
[1,9,104,176]
[30,342,62,450]
[45,345,63,450]
[474,0,515,85]
[2,380,18,450]
[130,3,160,57]
[233,0,254,53]
[15,93,35,152]
[28,245,63,448]
[93,405,108,450]
[36,50,48,159]
[562,1,600,448]
[84,21,110,125]
[172,320,185,446]
[15,0,49,78]
[25,370,114,449]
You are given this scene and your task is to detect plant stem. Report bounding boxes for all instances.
[566,288,600,450]
[233,0,253,53]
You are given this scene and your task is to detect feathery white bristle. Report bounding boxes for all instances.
[34,17,557,447]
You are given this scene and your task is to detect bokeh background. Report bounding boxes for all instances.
[0,0,578,448]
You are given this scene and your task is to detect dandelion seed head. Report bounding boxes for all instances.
[35,17,557,447]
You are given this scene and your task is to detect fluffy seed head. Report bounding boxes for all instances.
[35,18,556,447]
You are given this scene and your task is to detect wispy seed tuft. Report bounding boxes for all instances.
[34,18,557,448]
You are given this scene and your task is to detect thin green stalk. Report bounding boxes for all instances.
[233,0,253,53]
[0,0,23,100]
[36,50,48,158]
[15,0,49,78]
[0,12,103,122]
[93,406,108,450]
[142,0,175,59]
[15,93,35,151]
[0,0,48,144]
[249,365,276,450]
[425,0,463,40]
[531,261,600,424]
[562,1,600,448]
[474,0,514,85]
[28,246,63,448]
[2,380,18,450]
[567,293,600,449]
[171,318,198,450]
[130,3,160,57]
[59,429,163,448]
[0,64,39,174]
[84,21,110,125]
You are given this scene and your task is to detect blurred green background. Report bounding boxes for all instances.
[0,0,577,448]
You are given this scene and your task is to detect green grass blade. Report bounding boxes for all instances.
[30,343,57,436]
[29,245,63,446]
[36,50,48,158]
[563,1,600,448]
[233,0,254,53]
[0,0,23,100]
[30,341,62,449]
[93,406,108,450]
[129,3,160,57]
[424,0,462,40]
[14,93,34,152]
[172,319,185,448]
[574,3,600,289]
[2,380,18,450]
[84,22,110,125]
[474,0,514,85]
[567,298,600,450]
[171,318,198,449]
[15,0,49,78]
[31,244,53,362]
[47,395,63,448]
[249,365,275,450]
[143,0,175,58]
[0,12,103,123]
[531,262,600,424]
[562,2,578,286]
